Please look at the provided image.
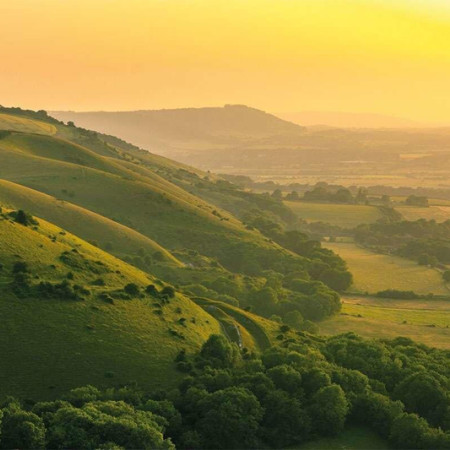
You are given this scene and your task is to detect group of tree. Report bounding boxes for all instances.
[301,186,368,205]
[0,333,448,449]
[354,219,450,266]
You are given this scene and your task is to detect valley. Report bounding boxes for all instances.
[0,105,449,449]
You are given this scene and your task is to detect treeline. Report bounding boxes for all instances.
[355,219,450,265]
[220,174,450,204]
[0,333,449,449]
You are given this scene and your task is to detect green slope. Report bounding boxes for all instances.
[0,130,305,275]
[0,113,56,135]
[0,209,221,400]
[0,179,181,266]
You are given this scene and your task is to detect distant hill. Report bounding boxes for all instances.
[51,105,304,152]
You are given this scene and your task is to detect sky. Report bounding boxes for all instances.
[1,0,450,122]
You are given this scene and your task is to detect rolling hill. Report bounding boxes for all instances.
[0,207,222,399]
[0,126,303,277]
[51,105,305,153]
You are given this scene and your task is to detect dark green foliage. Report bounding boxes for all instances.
[124,283,140,296]
[303,186,354,204]
[375,289,420,299]
[46,401,174,449]
[308,385,349,436]
[11,210,38,227]
[200,335,236,368]
[0,401,45,449]
[146,284,159,296]
[405,195,429,207]
[355,219,450,264]
[1,332,450,449]
[160,286,176,298]
[12,261,28,274]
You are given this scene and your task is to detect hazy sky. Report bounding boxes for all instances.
[2,0,450,121]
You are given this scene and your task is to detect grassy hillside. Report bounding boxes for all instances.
[319,296,450,349]
[0,113,56,135]
[285,201,383,228]
[0,130,302,276]
[0,179,181,265]
[0,208,222,399]
[324,241,448,295]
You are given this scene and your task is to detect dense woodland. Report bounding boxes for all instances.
[0,334,449,449]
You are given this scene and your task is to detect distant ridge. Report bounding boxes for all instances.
[51,105,304,152]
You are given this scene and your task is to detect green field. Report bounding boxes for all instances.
[324,241,449,295]
[285,201,382,228]
[319,296,450,349]
[395,205,450,222]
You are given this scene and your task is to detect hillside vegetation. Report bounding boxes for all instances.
[0,208,221,399]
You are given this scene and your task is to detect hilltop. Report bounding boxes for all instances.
[51,105,305,152]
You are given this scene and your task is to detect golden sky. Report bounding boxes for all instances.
[2,0,450,121]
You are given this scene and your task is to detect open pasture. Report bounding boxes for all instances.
[324,242,449,295]
[319,296,450,349]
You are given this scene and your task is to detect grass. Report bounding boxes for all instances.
[0,113,56,135]
[0,179,182,266]
[319,296,450,349]
[285,201,382,228]
[395,205,450,222]
[293,426,390,450]
[324,241,449,295]
[0,130,298,276]
[0,212,222,400]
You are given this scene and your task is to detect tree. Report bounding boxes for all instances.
[271,189,283,201]
[389,413,434,449]
[196,387,263,449]
[308,385,349,436]
[393,372,448,427]
[283,310,304,329]
[0,402,45,449]
[285,191,300,201]
[47,401,174,449]
[267,364,303,396]
[352,392,403,438]
[146,284,159,296]
[13,210,37,226]
[319,268,352,292]
[124,283,140,296]
[200,335,236,368]
[261,390,311,447]
[443,270,450,282]
[250,287,278,315]
[160,286,176,298]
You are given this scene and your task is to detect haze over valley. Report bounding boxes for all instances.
[1,1,450,449]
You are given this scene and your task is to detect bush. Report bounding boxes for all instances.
[160,286,176,298]
[124,283,140,296]
[12,210,38,227]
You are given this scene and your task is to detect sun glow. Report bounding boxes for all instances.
[1,0,450,121]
